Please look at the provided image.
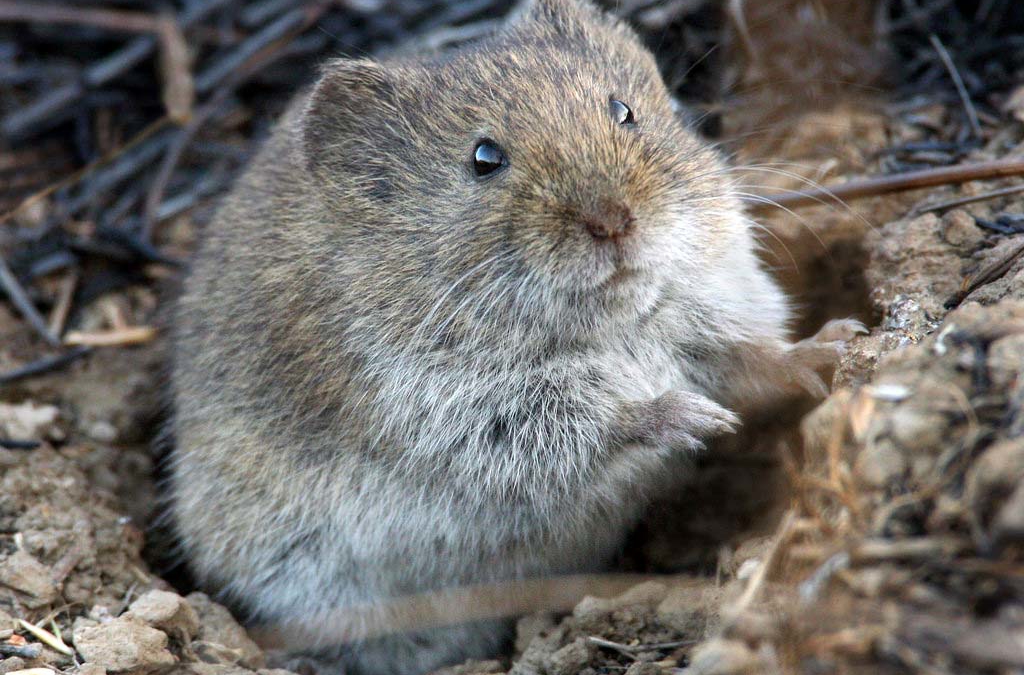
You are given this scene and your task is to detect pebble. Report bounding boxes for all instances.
[73,617,176,672]
[126,590,199,639]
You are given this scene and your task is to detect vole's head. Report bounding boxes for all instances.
[302,0,744,342]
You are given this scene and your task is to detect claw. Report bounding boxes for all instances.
[811,318,868,343]
[781,318,866,398]
[641,390,740,450]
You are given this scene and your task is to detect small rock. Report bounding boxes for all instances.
[993,481,1024,544]
[573,582,667,620]
[940,210,984,249]
[192,642,247,666]
[185,594,264,669]
[170,666,252,675]
[855,439,907,488]
[0,549,59,607]
[0,402,59,442]
[721,611,777,642]
[126,590,199,639]
[624,663,663,675]
[887,405,947,455]
[0,659,27,675]
[988,334,1024,390]
[683,638,762,675]
[867,383,911,402]
[73,665,107,675]
[572,582,667,637]
[0,608,18,631]
[429,659,505,675]
[85,421,118,444]
[656,584,718,636]
[514,613,555,656]
[73,617,176,672]
[966,438,1024,539]
[546,638,595,675]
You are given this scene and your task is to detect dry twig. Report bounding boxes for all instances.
[750,158,1024,212]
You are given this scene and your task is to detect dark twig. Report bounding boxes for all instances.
[194,6,315,94]
[0,116,171,227]
[587,636,639,659]
[0,642,43,658]
[143,81,244,237]
[0,254,60,347]
[0,346,91,386]
[0,438,42,450]
[914,184,1024,215]
[1,0,234,139]
[928,33,983,139]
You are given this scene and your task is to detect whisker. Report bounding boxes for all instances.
[713,163,877,232]
[729,191,833,263]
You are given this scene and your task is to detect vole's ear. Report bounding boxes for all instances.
[301,58,399,183]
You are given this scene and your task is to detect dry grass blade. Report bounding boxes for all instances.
[64,327,157,347]
[16,620,73,655]
[157,15,194,124]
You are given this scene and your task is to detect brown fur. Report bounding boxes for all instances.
[169,1,860,673]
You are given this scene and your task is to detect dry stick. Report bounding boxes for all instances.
[143,94,232,236]
[728,509,797,616]
[64,326,157,347]
[0,255,59,347]
[749,157,1024,213]
[946,239,1024,308]
[929,33,983,139]
[47,270,78,338]
[0,1,165,32]
[914,183,1024,214]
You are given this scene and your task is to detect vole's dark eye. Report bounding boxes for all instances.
[473,140,506,177]
[610,99,634,125]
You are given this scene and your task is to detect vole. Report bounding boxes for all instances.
[169,0,861,672]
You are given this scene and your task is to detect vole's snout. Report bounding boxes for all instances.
[581,200,634,240]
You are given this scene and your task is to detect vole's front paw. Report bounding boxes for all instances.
[790,318,867,368]
[785,318,867,397]
[630,390,740,451]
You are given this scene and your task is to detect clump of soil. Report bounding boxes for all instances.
[0,401,286,675]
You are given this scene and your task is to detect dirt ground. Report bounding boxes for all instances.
[2,1,1023,674]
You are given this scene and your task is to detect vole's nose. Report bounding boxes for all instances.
[582,201,635,240]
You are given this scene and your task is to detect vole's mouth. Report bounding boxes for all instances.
[597,244,652,289]
[602,266,641,287]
